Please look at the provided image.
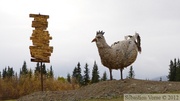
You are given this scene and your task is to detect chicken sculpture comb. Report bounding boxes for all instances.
[96,30,105,35]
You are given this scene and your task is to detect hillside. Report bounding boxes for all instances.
[18,79,180,101]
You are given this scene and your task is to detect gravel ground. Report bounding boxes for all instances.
[17,79,180,101]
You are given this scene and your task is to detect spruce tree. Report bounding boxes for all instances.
[128,66,135,78]
[168,59,177,81]
[2,67,14,78]
[72,62,83,85]
[7,66,14,78]
[20,61,28,76]
[83,63,90,85]
[176,59,180,81]
[72,67,77,78]
[101,71,107,81]
[35,62,40,74]
[174,58,177,80]
[72,67,78,84]
[42,64,47,75]
[2,67,7,78]
[67,73,71,83]
[91,61,100,83]
[45,66,54,78]
[76,62,83,85]
[28,68,32,78]
[49,66,54,78]
[168,60,174,81]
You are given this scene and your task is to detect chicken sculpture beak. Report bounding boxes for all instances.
[91,38,97,42]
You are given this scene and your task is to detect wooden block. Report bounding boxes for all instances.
[31,58,50,63]
[32,21,48,28]
[29,14,49,19]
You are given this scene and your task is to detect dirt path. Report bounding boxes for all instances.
[17,79,180,101]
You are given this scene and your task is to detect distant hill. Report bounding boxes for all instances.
[151,75,168,81]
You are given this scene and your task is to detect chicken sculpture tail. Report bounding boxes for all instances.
[135,32,141,53]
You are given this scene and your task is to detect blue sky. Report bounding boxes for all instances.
[0,0,180,80]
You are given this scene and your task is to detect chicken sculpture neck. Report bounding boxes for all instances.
[92,31,141,80]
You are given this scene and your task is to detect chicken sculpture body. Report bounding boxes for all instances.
[92,31,141,80]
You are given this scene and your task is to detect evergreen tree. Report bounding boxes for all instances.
[7,66,14,78]
[2,66,14,78]
[42,64,47,75]
[91,61,100,83]
[49,66,54,78]
[83,63,90,85]
[128,66,135,78]
[47,66,54,78]
[67,73,71,83]
[76,62,83,85]
[28,68,32,78]
[2,67,7,78]
[72,67,77,78]
[168,59,176,81]
[35,62,40,74]
[174,58,177,80]
[34,63,47,76]
[72,67,78,84]
[176,59,180,81]
[72,62,83,85]
[168,60,174,81]
[20,61,28,76]
[101,71,107,81]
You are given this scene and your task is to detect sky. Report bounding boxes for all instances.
[0,0,180,80]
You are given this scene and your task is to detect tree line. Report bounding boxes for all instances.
[67,61,107,86]
[0,61,108,100]
[168,58,180,81]
[1,61,54,79]
[0,61,73,100]
[67,61,136,87]
[0,60,137,100]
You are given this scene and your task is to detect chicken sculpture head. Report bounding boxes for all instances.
[92,30,141,80]
[92,31,107,48]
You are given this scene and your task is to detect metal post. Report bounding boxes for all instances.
[40,62,43,91]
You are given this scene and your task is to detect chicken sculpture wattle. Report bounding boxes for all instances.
[92,31,141,80]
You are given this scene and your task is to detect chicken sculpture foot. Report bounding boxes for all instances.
[109,69,112,80]
[92,31,141,80]
[120,68,123,80]
[109,68,123,80]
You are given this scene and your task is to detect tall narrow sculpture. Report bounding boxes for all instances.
[29,14,53,63]
[29,13,53,91]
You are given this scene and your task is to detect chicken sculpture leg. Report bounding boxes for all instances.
[92,31,141,80]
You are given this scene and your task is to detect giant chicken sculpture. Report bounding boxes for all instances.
[92,31,141,80]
